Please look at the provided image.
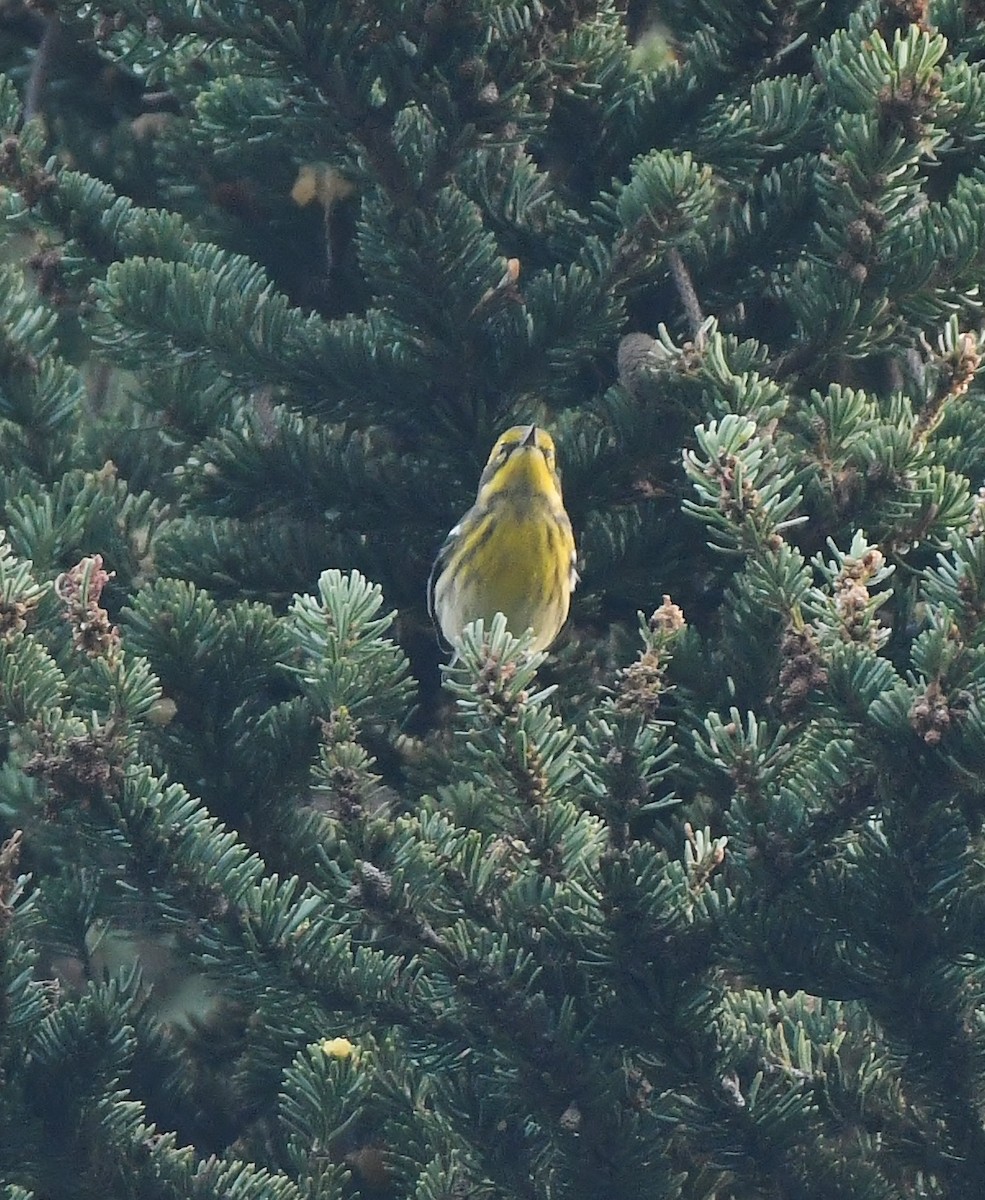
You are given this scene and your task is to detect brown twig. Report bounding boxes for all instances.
[24,15,64,124]
[666,246,705,341]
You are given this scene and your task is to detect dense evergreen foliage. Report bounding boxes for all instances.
[3,0,985,1197]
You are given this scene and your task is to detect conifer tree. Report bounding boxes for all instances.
[3,1,985,1198]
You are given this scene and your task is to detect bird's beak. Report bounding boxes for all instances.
[521,424,537,447]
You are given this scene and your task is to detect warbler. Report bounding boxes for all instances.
[428,424,578,654]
